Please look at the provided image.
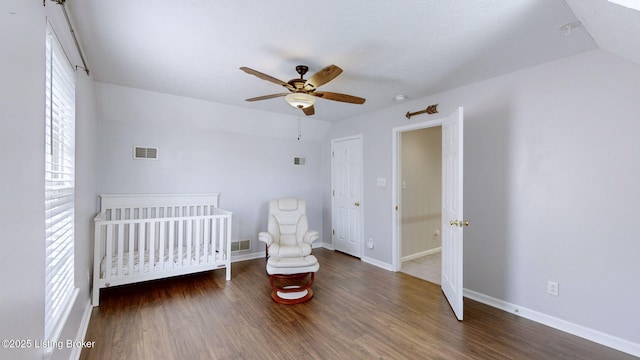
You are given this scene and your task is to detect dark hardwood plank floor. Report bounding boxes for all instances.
[81,248,635,360]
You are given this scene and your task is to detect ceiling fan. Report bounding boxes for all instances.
[239,64,365,116]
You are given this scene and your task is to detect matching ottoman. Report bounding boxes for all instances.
[266,255,319,304]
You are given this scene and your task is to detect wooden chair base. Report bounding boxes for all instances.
[269,272,315,305]
[271,288,314,305]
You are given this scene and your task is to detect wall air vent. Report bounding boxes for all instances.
[231,239,251,252]
[294,157,306,166]
[133,146,158,160]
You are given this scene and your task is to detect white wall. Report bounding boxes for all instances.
[323,49,640,350]
[0,2,98,360]
[95,83,331,254]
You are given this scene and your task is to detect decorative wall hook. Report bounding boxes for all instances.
[405,104,438,119]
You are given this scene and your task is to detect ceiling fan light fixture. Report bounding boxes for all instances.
[285,93,316,109]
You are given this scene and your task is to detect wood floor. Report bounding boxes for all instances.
[81,248,634,360]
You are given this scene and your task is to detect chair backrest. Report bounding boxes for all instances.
[268,198,309,246]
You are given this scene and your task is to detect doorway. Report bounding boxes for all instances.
[398,126,442,284]
[391,107,465,320]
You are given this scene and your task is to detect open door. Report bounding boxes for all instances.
[441,107,465,320]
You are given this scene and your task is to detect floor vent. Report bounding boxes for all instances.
[231,239,251,252]
[134,146,158,160]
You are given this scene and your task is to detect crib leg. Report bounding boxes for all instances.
[92,284,100,307]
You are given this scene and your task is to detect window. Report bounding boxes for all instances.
[44,23,78,343]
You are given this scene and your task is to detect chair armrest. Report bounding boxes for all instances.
[302,230,319,244]
[258,232,274,246]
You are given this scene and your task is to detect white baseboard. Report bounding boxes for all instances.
[401,247,441,262]
[69,300,93,360]
[319,242,334,250]
[231,251,265,262]
[362,256,395,271]
[464,289,640,358]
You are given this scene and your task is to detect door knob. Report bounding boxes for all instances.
[450,220,469,227]
[354,202,360,206]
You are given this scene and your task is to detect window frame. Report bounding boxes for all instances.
[44,22,78,345]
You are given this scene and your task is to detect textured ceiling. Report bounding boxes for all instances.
[66,0,633,122]
[566,0,640,65]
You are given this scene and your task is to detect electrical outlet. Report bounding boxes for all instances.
[547,281,559,296]
[366,238,374,249]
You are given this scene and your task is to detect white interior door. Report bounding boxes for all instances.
[332,136,363,258]
[441,107,465,320]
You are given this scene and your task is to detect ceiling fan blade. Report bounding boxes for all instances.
[245,93,289,102]
[302,105,315,116]
[313,91,366,104]
[304,65,343,90]
[240,67,295,91]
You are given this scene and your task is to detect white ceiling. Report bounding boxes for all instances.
[66,0,639,122]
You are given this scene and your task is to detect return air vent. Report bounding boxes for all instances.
[293,157,306,166]
[133,146,158,160]
[231,239,251,252]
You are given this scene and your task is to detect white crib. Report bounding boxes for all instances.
[92,193,232,306]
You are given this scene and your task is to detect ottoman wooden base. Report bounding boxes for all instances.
[269,273,315,304]
[266,255,319,305]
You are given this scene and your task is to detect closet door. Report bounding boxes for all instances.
[331,135,363,258]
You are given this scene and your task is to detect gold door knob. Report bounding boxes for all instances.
[354,202,360,206]
[450,220,469,227]
[450,220,459,226]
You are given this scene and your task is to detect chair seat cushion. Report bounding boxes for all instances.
[269,243,312,258]
[267,255,319,275]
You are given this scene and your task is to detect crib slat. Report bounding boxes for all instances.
[186,219,192,265]
[117,224,124,276]
[149,220,156,273]
[105,225,113,279]
[178,218,184,267]
[211,219,219,261]
[128,222,135,276]
[158,220,165,271]
[168,220,175,270]
[219,218,225,259]
[203,218,210,263]
[139,222,146,275]
[195,218,201,265]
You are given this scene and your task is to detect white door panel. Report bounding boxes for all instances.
[441,107,464,320]
[332,136,363,258]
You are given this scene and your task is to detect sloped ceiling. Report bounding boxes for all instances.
[65,0,635,122]
[566,0,640,65]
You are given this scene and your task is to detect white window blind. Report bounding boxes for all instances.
[45,23,78,343]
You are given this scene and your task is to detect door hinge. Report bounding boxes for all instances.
[332,229,335,235]
[332,190,335,196]
[395,205,398,211]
